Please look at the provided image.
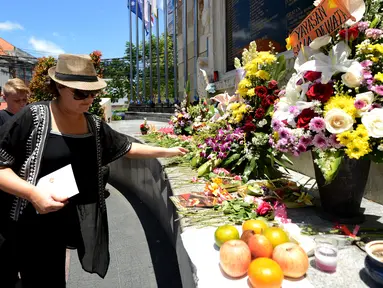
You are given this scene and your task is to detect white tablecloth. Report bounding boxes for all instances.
[181,226,314,288]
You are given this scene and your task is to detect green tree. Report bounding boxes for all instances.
[103,33,175,104]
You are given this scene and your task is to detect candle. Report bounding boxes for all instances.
[315,244,338,273]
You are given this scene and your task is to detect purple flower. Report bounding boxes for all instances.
[278,138,288,146]
[272,119,284,131]
[313,134,328,150]
[309,117,326,133]
[288,106,300,117]
[365,28,383,40]
[358,21,370,32]
[354,99,366,109]
[218,152,227,159]
[372,85,383,96]
[279,128,291,139]
[297,144,307,153]
[213,144,220,152]
[206,138,214,146]
[328,134,343,149]
[372,103,382,109]
[200,151,207,158]
[299,135,312,146]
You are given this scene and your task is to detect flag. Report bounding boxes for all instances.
[149,0,158,17]
[129,0,153,35]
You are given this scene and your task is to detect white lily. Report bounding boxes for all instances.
[210,92,240,113]
[297,42,354,84]
[294,46,317,71]
[309,35,332,50]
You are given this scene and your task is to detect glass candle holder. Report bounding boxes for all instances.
[314,237,338,273]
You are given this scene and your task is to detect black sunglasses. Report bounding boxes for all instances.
[73,89,101,100]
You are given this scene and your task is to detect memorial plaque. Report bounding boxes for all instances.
[226,0,314,71]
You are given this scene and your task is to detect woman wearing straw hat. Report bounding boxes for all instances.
[0,54,187,287]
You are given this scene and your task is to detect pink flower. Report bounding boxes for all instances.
[358,22,370,32]
[309,117,326,132]
[354,99,367,109]
[233,175,242,181]
[257,201,272,216]
[372,85,383,96]
[365,28,383,40]
[274,202,288,219]
[313,134,328,150]
[191,177,198,183]
[361,60,373,68]
[299,135,313,146]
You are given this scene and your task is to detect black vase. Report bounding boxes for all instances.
[312,152,371,224]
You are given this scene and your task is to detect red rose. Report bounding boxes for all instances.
[306,83,333,102]
[304,71,322,82]
[254,86,268,98]
[273,89,281,96]
[257,201,272,216]
[243,121,257,132]
[267,96,277,106]
[268,80,278,90]
[261,98,270,108]
[339,26,359,40]
[255,108,265,119]
[296,108,316,129]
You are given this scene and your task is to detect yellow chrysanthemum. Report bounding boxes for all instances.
[255,70,271,80]
[257,52,277,64]
[371,57,379,63]
[354,124,370,141]
[247,89,256,97]
[212,178,223,185]
[374,72,383,83]
[337,131,355,146]
[324,94,357,118]
[244,59,259,76]
[346,139,371,159]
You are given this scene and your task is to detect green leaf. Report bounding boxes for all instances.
[197,160,212,177]
[243,158,257,178]
[222,153,241,167]
[271,55,286,82]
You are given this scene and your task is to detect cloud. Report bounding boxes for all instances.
[0,21,24,31]
[233,29,250,41]
[28,37,65,56]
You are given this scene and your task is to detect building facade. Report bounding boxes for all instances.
[0,38,37,92]
[175,0,314,99]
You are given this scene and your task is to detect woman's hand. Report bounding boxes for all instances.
[28,186,68,214]
[166,147,189,157]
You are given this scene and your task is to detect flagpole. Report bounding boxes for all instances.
[194,0,198,102]
[142,0,146,104]
[149,3,153,104]
[173,0,178,103]
[136,0,140,104]
[164,0,169,105]
[183,0,188,101]
[129,0,134,103]
[156,7,161,104]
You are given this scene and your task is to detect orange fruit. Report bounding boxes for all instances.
[248,234,274,258]
[248,258,284,288]
[263,227,289,248]
[214,225,239,247]
[242,219,268,234]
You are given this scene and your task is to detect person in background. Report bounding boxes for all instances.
[0,78,29,126]
[0,54,188,287]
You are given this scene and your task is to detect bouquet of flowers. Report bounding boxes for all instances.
[271,2,383,183]
[140,118,150,135]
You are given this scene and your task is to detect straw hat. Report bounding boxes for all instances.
[48,54,107,91]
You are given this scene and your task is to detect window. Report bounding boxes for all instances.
[225,0,314,71]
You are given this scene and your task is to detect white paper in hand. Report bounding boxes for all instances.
[36,164,79,199]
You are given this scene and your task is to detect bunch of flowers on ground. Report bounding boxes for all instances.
[271,4,383,183]
[140,118,150,135]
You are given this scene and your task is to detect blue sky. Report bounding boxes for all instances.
[0,0,165,59]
